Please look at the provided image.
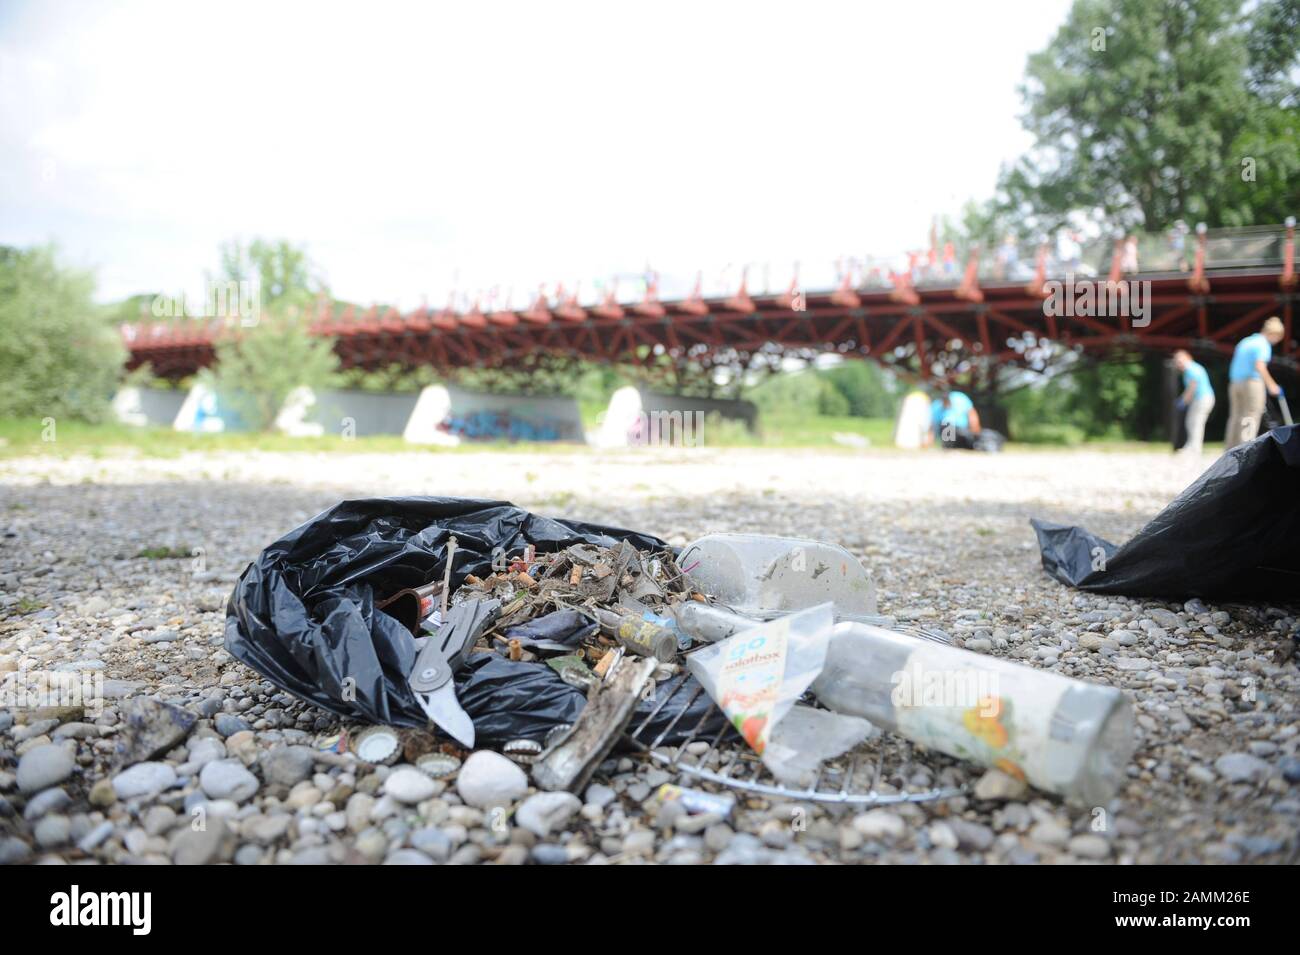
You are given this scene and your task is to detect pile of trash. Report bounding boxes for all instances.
[227,497,1136,806]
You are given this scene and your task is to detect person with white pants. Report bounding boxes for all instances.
[1173,349,1215,454]
[1225,317,1285,449]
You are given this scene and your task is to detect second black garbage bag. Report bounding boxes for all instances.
[1032,425,1300,599]
[224,496,721,745]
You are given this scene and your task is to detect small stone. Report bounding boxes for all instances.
[584,783,616,809]
[16,744,75,793]
[115,697,197,767]
[409,827,453,862]
[704,823,734,853]
[346,793,375,833]
[234,844,263,865]
[200,759,260,802]
[516,791,582,837]
[384,849,435,865]
[674,810,722,835]
[1029,820,1070,848]
[243,814,292,845]
[214,713,251,737]
[973,768,1028,802]
[112,761,177,800]
[88,778,117,808]
[1078,633,1115,651]
[78,821,115,853]
[260,746,315,787]
[530,844,571,865]
[759,818,792,848]
[143,806,177,836]
[852,810,906,841]
[188,736,225,762]
[927,821,959,850]
[493,845,529,865]
[383,767,439,804]
[35,814,71,848]
[1146,608,1180,628]
[1068,834,1111,859]
[169,818,233,865]
[457,751,528,809]
[23,787,71,821]
[621,829,655,857]
[286,781,322,810]
[947,819,995,851]
[1280,757,1300,784]
[0,836,32,865]
[1214,752,1271,784]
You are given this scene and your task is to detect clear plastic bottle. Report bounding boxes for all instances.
[812,622,1135,805]
[677,534,878,618]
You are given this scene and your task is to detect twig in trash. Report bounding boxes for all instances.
[441,535,457,616]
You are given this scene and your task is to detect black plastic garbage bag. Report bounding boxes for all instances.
[503,609,597,651]
[1031,425,1300,599]
[225,496,678,735]
[455,653,731,748]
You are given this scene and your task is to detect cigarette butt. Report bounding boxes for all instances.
[516,572,536,589]
[569,565,582,586]
[593,649,616,678]
[508,639,522,662]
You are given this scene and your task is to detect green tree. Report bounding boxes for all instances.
[748,369,836,416]
[1001,0,1299,233]
[0,245,124,422]
[205,313,339,431]
[104,292,162,325]
[821,360,899,418]
[214,238,323,313]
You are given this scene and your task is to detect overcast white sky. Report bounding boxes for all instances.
[0,0,1074,308]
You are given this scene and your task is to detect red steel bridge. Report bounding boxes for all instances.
[124,222,1298,387]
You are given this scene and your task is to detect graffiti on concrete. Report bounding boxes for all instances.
[440,411,565,442]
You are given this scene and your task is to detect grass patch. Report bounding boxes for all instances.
[134,545,196,559]
[0,417,588,459]
[0,415,1201,457]
[709,414,897,448]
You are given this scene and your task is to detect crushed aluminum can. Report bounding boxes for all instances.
[316,730,349,755]
[654,783,735,818]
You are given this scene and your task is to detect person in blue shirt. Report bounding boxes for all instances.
[1173,349,1215,454]
[1225,316,1284,448]
[925,389,981,448]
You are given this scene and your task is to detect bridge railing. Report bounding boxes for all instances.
[121,223,1295,347]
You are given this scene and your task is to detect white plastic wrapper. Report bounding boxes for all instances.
[687,603,874,786]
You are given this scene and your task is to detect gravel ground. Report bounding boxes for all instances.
[1,447,1297,865]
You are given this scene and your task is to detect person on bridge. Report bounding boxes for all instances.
[1225,316,1285,449]
[924,389,981,449]
[1173,349,1215,455]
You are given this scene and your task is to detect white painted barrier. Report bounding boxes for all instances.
[111,387,188,428]
[893,390,932,448]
